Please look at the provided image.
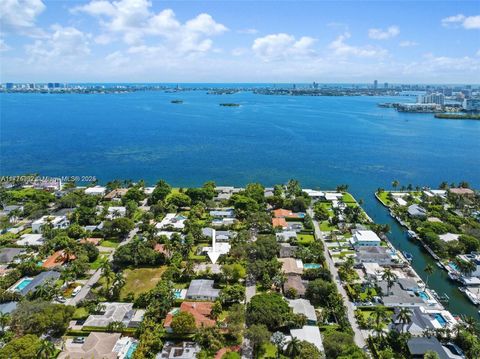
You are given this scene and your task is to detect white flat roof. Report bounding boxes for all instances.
[354,230,381,242]
[290,326,323,352]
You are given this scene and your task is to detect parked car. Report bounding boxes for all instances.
[71,286,82,297]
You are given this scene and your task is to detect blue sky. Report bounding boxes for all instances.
[1,0,479,83]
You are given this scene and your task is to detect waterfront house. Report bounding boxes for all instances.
[186,279,220,301]
[164,302,215,333]
[391,307,458,336]
[32,215,69,233]
[355,246,400,266]
[351,230,381,247]
[456,253,480,277]
[104,188,129,201]
[407,204,427,218]
[323,192,342,201]
[288,299,317,324]
[83,302,145,329]
[407,337,464,359]
[16,233,44,246]
[449,187,475,197]
[156,342,201,359]
[303,189,324,200]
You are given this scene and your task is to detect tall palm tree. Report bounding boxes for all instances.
[285,337,301,358]
[396,308,412,333]
[0,313,10,332]
[392,180,399,191]
[382,268,398,296]
[37,340,56,359]
[424,264,434,288]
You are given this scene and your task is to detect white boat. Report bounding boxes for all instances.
[448,272,459,281]
[436,262,443,268]
[464,290,480,305]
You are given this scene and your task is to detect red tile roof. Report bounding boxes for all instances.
[272,217,288,228]
[42,250,75,268]
[215,346,241,359]
[273,209,298,218]
[164,302,215,329]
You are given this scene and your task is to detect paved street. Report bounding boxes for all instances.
[308,208,367,349]
[65,226,138,306]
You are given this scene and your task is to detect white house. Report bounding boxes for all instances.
[17,233,45,246]
[289,326,324,352]
[155,213,186,230]
[32,215,69,233]
[106,206,127,219]
[351,230,381,247]
[84,186,107,196]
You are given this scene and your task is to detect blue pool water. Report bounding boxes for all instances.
[304,263,321,269]
[435,314,447,327]
[418,291,429,300]
[449,262,459,271]
[15,278,32,291]
[172,289,183,299]
[125,342,138,359]
[1,89,480,319]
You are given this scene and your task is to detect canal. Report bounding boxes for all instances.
[353,188,479,321]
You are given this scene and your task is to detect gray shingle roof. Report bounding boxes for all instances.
[21,271,61,295]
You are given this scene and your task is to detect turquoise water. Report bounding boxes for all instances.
[435,313,447,327]
[125,342,137,359]
[1,89,480,318]
[172,289,183,299]
[418,291,429,301]
[15,278,32,291]
[304,263,321,269]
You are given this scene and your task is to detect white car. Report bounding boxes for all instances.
[71,286,82,297]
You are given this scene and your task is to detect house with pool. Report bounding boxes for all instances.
[9,270,60,296]
[59,332,138,359]
[391,307,458,336]
[82,302,145,329]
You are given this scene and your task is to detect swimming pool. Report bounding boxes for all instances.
[14,278,33,291]
[418,291,429,301]
[172,289,183,299]
[435,314,447,327]
[125,342,138,359]
[449,262,459,271]
[304,263,321,269]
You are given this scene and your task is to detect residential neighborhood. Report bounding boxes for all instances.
[0,178,478,358]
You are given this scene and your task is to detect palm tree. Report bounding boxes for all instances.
[395,308,412,333]
[454,258,476,278]
[0,312,10,332]
[382,268,398,296]
[285,337,301,358]
[392,180,399,191]
[37,340,56,359]
[424,264,434,288]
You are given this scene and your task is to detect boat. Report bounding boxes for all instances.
[436,262,443,268]
[464,290,480,305]
[171,99,183,104]
[448,271,459,281]
[407,230,417,239]
[402,251,413,262]
[219,103,240,107]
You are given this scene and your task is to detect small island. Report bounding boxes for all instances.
[435,113,480,120]
[170,99,183,104]
[219,103,240,107]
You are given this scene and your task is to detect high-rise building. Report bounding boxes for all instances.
[384,82,388,89]
[417,93,445,106]
[373,80,378,89]
[5,83,14,89]
[462,98,480,111]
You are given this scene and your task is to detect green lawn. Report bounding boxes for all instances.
[120,266,166,299]
[72,307,89,320]
[376,191,393,206]
[320,221,336,231]
[342,192,356,203]
[90,254,108,270]
[100,239,120,248]
[259,343,277,359]
[297,233,315,245]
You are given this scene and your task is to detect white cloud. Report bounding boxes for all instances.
[0,0,46,36]
[329,33,387,57]
[72,0,227,53]
[231,47,247,56]
[237,28,258,35]
[368,26,400,40]
[442,14,480,29]
[0,39,11,52]
[25,25,90,62]
[399,40,418,47]
[252,33,316,61]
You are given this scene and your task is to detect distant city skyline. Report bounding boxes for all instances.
[0,0,479,83]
